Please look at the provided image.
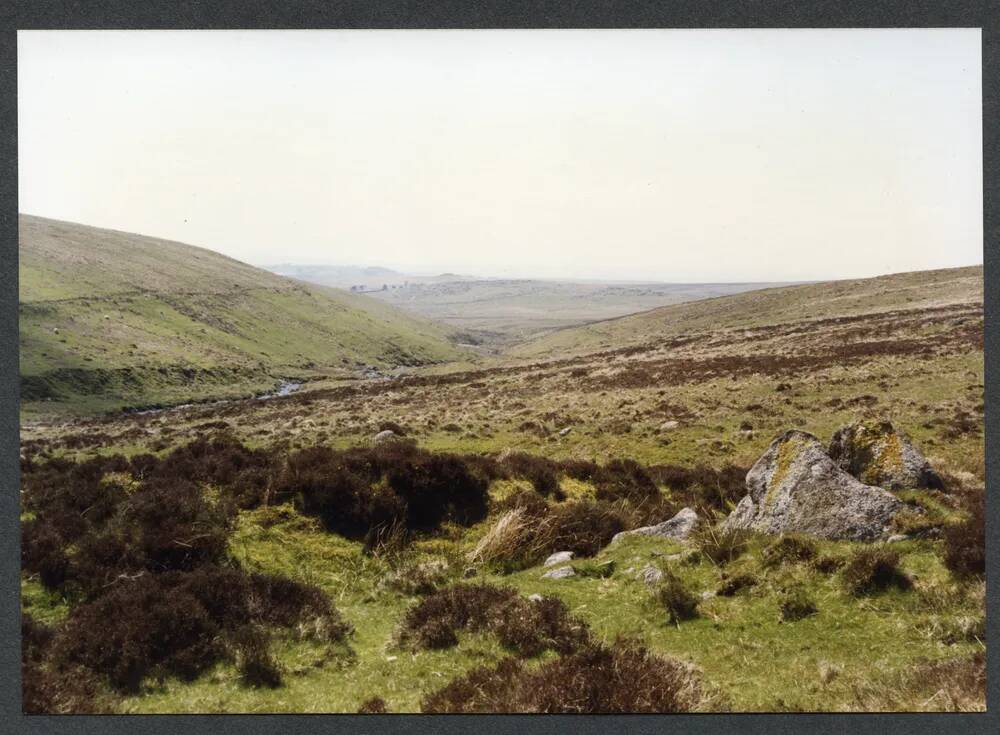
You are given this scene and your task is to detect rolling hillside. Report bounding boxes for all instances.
[19,215,468,415]
[509,265,984,359]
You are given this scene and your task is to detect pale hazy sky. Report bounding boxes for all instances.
[18,29,982,282]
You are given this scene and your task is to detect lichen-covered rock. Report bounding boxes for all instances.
[610,507,700,545]
[828,420,943,491]
[724,430,902,541]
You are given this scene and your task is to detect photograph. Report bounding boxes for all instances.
[16,28,985,714]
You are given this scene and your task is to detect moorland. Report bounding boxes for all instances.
[19,216,985,713]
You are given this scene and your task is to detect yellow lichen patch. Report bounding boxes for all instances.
[766,437,804,508]
[862,432,904,484]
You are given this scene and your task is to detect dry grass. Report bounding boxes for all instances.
[467,507,556,571]
[848,651,985,712]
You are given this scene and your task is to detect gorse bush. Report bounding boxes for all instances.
[422,639,702,713]
[842,547,913,596]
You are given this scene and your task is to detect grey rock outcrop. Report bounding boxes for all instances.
[724,430,902,541]
[611,507,700,545]
[828,420,943,491]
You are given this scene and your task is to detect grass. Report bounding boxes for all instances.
[105,503,982,713]
[19,247,984,712]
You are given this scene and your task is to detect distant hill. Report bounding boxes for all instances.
[510,265,984,358]
[19,215,467,415]
[263,264,474,291]
[367,278,788,344]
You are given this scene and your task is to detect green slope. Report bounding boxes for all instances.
[509,265,984,359]
[19,215,468,415]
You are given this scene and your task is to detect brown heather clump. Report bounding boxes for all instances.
[691,524,752,566]
[716,571,758,597]
[647,463,748,515]
[281,442,491,541]
[778,587,819,622]
[841,547,913,596]
[942,490,985,578]
[545,499,626,557]
[655,570,700,624]
[399,583,589,657]
[761,534,818,568]
[421,639,702,713]
[50,565,350,694]
[230,625,283,689]
[357,696,389,713]
[498,452,562,497]
[593,459,659,504]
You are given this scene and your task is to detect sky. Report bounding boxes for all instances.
[18,29,982,282]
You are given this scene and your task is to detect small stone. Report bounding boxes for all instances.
[637,565,663,586]
[660,420,680,431]
[700,590,716,601]
[886,534,910,543]
[527,593,544,602]
[544,551,574,567]
[372,429,399,446]
[541,565,575,580]
[558,427,572,437]
[611,507,700,545]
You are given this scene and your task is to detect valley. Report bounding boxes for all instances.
[18,220,985,714]
[274,263,788,345]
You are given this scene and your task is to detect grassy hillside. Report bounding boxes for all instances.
[19,215,467,415]
[510,266,983,358]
